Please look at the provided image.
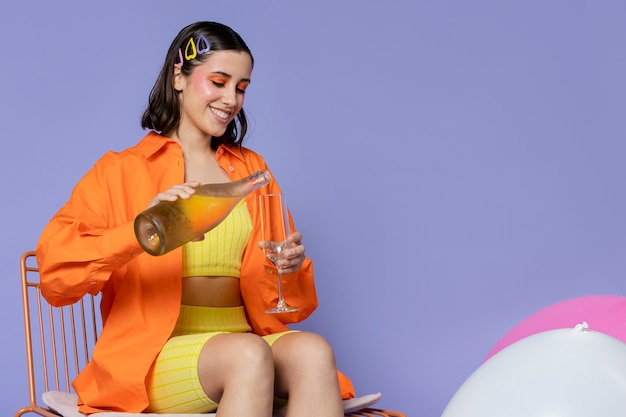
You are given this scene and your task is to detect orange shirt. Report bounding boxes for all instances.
[36,132,354,413]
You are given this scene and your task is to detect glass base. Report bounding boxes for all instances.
[266,301,299,314]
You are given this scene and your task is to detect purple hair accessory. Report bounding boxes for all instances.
[196,34,210,54]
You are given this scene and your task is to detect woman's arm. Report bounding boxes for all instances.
[36,155,143,306]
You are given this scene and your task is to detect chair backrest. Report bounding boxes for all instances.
[15,251,102,417]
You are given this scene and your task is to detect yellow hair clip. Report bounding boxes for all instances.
[184,37,197,61]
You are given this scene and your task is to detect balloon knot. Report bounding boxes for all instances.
[574,321,589,332]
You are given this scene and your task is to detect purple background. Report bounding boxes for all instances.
[2,1,626,416]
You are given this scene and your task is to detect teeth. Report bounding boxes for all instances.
[211,108,230,119]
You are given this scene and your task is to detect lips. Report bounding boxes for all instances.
[210,107,232,123]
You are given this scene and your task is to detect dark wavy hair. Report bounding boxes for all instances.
[141,21,254,149]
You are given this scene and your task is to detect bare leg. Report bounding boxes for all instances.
[272,332,344,417]
[197,333,275,417]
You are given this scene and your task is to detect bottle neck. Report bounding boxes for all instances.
[248,170,272,190]
[195,170,271,197]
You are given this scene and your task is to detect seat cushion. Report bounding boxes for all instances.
[42,390,382,416]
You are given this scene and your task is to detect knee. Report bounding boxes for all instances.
[197,334,275,402]
[230,333,274,371]
[281,332,337,367]
[273,332,339,396]
[200,333,274,378]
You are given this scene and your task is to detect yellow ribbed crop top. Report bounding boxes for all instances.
[182,200,252,278]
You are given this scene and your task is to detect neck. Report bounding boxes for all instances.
[171,131,214,157]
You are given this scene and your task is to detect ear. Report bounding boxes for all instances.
[173,65,185,92]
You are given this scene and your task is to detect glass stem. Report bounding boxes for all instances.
[276,272,286,309]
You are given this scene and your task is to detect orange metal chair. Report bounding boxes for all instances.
[15,250,405,417]
[15,251,101,417]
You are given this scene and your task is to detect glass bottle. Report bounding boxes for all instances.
[134,170,271,256]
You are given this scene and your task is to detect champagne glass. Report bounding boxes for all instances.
[259,193,299,314]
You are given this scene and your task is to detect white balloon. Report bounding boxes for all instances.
[441,325,626,417]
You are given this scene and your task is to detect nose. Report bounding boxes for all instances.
[222,87,236,105]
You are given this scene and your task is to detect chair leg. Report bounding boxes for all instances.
[346,408,407,417]
[14,405,62,417]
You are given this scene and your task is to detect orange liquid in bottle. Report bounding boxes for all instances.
[134,170,271,256]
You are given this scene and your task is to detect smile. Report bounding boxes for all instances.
[210,107,231,121]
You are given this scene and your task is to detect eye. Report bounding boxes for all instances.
[209,75,227,88]
[236,82,250,94]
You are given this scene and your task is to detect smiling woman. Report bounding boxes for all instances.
[34,21,354,417]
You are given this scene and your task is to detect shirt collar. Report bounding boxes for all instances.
[217,143,246,162]
[137,131,178,158]
[137,131,246,161]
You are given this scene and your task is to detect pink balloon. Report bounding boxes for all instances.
[484,295,626,362]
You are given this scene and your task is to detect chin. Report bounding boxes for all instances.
[206,126,228,138]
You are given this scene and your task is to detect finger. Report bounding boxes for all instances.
[284,243,305,260]
[278,261,302,275]
[287,232,302,245]
[191,234,205,242]
[278,250,305,272]
[148,183,199,207]
[162,183,199,200]
[172,182,200,197]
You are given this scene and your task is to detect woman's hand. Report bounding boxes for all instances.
[260,232,306,275]
[148,181,205,242]
[148,181,201,208]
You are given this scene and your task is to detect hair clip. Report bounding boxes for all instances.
[175,48,184,68]
[196,34,210,54]
[184,37,197,61]
[176,35,212,67]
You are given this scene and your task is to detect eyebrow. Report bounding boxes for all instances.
[211,71,251,83]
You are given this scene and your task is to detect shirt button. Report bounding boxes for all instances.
[219,148,224,154]
[229,166,234,172]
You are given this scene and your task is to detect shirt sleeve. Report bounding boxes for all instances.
[36,155,143,307]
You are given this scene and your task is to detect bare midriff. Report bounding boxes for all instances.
[181,276,243,307]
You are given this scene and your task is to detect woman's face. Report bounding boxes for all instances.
[174,50,252,140]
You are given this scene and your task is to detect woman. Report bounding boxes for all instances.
[36,21,354,416]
